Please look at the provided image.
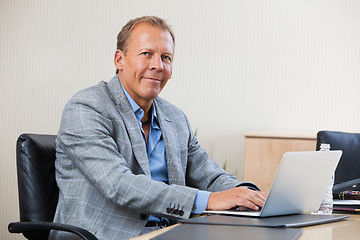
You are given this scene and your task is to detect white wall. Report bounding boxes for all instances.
[1,0,359,239]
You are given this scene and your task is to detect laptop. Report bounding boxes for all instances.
[204,150,342,217]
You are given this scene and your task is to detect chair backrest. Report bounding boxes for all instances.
[316,131,360,187]
[16,133,58,239]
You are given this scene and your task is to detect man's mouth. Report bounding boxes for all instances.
[143,77,161,82]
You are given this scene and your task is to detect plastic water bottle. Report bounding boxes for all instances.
[313,143,334,214]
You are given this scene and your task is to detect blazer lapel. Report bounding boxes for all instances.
[106,76,150,176]
[155,100,186,186]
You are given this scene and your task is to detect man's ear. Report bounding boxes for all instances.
[114,50,124,71]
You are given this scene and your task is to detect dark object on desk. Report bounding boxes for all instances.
[152,224,302,240]
[333,207,360,214]
[316,131,360,195]
[334,203,360,208]
[7,134,98,240]
[334,189,360,200]
[180,214,349,228]
[333,179,360,199]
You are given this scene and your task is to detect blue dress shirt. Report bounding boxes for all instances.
[121,84,210,217]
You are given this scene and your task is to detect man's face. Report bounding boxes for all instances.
[115,23,174,107]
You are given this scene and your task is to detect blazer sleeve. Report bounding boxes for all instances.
[56,87,198,219]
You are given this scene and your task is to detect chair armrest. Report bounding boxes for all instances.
[8,221,98,240]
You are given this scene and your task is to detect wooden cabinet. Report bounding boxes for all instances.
[244,132,317,192]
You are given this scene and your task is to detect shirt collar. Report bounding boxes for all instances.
[120,81,158,127]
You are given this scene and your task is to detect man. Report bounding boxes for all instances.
[50,16,266,240]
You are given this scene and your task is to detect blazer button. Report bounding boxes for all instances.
[179,210,184,216]
[166,207,172,213]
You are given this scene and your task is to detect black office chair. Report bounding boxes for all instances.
[316,131,360,194]
[8,133,98,240]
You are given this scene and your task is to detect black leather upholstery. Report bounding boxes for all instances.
[8,134,98,240]
[316,131,360,193]
[17,134,58,229]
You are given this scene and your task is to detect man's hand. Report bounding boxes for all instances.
[207,187,267,211]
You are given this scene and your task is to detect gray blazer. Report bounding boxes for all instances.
[50,76,240,240]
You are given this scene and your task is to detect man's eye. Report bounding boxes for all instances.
[141,52,150,56]
[162,55,171,62]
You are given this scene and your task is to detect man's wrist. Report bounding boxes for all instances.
[192,190,211,214]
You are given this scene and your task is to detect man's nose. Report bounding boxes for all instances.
[150,55,164,71]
